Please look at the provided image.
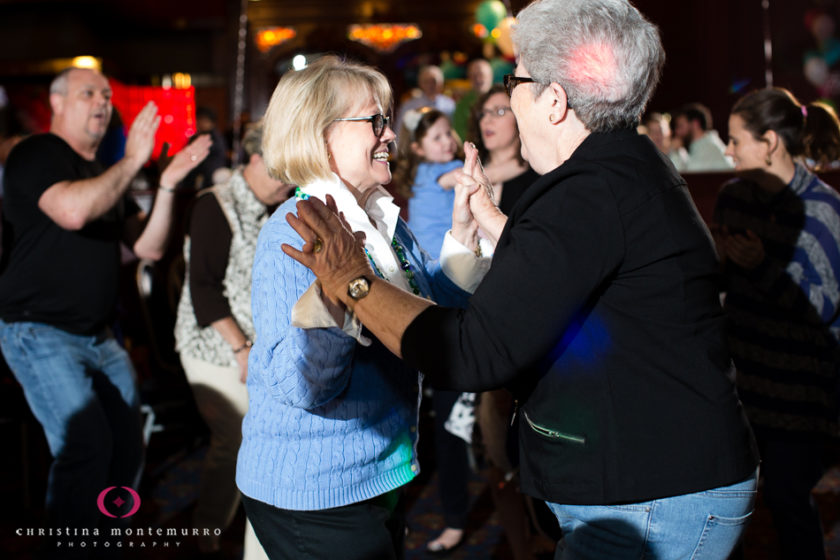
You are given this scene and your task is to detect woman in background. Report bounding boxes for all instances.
[174,122,290,559]
[468,84,539,214]
[714,87,840,559]
[392,107,472,555]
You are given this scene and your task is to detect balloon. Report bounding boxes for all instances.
[476,0,507,33]
[496,16,515,57]
[440,59,461,80]
[489,57,514,84]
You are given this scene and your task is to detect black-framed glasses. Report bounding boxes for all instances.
[504,74,537,97]
[478,106,513,120]
[503,74,573,109]
[333,113,390,138]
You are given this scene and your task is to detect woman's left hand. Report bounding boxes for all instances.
[159,134,213,189]
[282,195,373,305]
[725,230,765,270]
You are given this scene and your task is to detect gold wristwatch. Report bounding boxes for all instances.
[347,276,371,300]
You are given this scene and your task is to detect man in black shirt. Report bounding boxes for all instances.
[0,67,208,550]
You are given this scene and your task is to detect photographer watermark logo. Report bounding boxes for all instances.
[96,486,141,518]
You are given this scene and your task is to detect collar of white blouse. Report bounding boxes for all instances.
[298,174,410,291]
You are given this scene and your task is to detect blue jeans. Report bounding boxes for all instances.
[547,469,758,559]
[0,320,144,533]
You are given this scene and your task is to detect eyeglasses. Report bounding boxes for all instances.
[504,74,538,97]
[478,106,513,120]
[333,113,390,138]
[503,74,573,109]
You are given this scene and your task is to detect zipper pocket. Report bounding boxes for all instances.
[522,410,586,445]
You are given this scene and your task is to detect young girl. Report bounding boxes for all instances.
[393,108,464,259]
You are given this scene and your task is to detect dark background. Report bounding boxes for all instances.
[0,0,830,142]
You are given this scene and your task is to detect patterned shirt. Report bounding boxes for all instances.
[174,168,268,367]
[714,163,840,438]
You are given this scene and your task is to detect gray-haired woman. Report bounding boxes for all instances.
[283,1,760,558]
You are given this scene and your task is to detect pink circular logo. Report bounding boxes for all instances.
[96,486,142,518]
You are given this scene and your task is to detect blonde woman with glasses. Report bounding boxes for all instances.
[235,56,488,559]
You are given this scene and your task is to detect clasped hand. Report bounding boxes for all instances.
[282,145,505,303]
[281,195,372,306]
[712,225,766,270]
[451,142,507,246]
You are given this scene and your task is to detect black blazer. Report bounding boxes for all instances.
[403,128,758,505]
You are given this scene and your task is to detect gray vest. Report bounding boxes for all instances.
[174,169,268,367]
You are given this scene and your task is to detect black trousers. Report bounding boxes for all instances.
[756,430,827,560]
[242,490,405,560]
[432,389,471,529]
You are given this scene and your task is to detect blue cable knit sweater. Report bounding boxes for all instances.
[236,195,468,511]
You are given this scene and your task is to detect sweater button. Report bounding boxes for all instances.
[411,464,418,472]
[410,425,417,433]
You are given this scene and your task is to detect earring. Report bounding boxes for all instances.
[765,154,772,166]
[549,114,558,124]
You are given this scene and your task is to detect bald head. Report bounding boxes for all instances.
[418,65,444,98]
[467,59,493,94]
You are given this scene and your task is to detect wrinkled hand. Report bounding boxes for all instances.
[461,142,495,210]
[160,134,213,188]
[724,229,765,270]
[236,346,250,384]
[281,195,373,305]
[451,173,479,251]
[458,142,507,244]
[124,102,161,169]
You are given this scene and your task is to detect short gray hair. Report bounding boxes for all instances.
[513,0,664,132]
[49,68,76,96]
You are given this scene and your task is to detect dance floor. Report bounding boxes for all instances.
[4,388,840,559]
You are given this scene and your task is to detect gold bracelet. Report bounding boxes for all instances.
[159,185,176,193]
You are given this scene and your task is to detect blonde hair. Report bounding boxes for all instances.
[262,55,393,186]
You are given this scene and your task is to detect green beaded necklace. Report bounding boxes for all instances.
[295,187,421,295]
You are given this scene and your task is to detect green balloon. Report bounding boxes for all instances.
[476,0,507,32]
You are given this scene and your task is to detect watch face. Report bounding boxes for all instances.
[348,277,370,300]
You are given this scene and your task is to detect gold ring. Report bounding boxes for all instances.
[312,238,324,254]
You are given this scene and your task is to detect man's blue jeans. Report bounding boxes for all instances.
[547,469,758,559]
[0,320,144,531]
